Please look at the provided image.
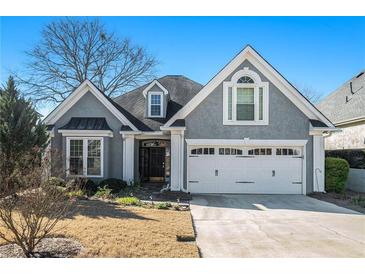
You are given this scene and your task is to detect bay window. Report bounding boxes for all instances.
[223,68,269,125]
[67,137,103,177]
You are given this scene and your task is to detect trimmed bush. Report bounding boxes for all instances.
[155,202,172,210]
[115,197,141,206]
[48,177,66,187]
[82,179,98,196]
[326,149,365,169]
[94,186,113,199]
[66,189,85,199]
[325,157,350,193]
[99,178,127,194]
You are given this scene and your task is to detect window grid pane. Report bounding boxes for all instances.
[151,105,161,116]
[237,88,254,121]
[87,140,101,176]
[237,76,254,83]
[150,94,161,116]
[151,94,161,104]
[69,139,83,175]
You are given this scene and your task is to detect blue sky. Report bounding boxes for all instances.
[1,17,364,115]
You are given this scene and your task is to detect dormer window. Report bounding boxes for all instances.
[148,91,163,117]
[223,67,269,125]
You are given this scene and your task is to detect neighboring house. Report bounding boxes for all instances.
[44,45,337,195]
[317,71,365,192]
[316,71,365,150]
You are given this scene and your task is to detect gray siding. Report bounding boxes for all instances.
[52,91,124,180]
[184,60,314,193]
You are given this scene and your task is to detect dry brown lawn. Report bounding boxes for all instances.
[0,200,199,258]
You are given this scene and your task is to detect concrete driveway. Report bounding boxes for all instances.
[190,194,365,257]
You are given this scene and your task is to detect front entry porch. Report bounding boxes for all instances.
[139,139,171,184]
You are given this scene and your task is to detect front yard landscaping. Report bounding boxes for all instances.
[0,199,199,258]
[310,190,365,214]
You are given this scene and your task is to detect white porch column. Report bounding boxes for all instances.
[122,134,135,184]
[170,130,184,191]
[313,135,325,192]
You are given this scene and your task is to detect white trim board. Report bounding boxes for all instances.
[164,45,335,129]
[185,139,308,146]
[142,80,169,98]
[43,80,138,131]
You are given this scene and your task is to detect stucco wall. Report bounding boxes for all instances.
[184,59,314,193]
[51,91,124,180]
[325,121,365,150]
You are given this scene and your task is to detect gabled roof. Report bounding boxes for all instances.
[59,117,112,131]
[316,70,365,125]
[43,80,138,131]
[163,45,335,129]
[141,80,169,97]
[113,75,203,131]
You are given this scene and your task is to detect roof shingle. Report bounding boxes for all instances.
[113,75,203,131]
[317,71,365,124]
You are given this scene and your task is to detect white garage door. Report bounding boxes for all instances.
[187,146,304,194]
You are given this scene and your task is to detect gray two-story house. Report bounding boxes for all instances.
[44,45,336,194]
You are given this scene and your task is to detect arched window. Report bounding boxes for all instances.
[237,76,254,84]
[223,68,269,125]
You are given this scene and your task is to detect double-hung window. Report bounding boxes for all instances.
[67,137,103,177]
[148,91,163,117]
[223,68,269,125]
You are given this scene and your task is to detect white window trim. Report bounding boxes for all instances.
[148,91,164,118]
[66,137,104,178]
[223,68,269,125]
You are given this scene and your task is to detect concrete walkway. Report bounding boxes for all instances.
[190,194,365,257]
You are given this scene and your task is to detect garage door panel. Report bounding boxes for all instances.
[187,145,304,194]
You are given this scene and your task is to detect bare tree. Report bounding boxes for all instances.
[0,152,74,258]
[294,83,322,103]
[16,18,157,104]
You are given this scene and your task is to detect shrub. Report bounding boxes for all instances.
[352,196,365,208]
[65,177,84,191]
[94,186,113,199]
[155,202,172,210]
[326,149,365,169]
[115,197,141,206]
[99,178,127,194]
[82,179,98,196]
[67,189,85,199]
[325,157,350,193]
[48,177,66,187]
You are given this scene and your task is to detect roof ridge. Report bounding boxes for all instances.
[113,75,203,102]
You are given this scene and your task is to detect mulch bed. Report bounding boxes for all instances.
[0,237,83,258]
[309,190,365,214]
[120,184,192,203]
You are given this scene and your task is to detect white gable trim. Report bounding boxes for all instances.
[164,46,335,128]
[142,80,169,98]
[43,80,138,131]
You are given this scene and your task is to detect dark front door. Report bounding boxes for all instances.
[139,147,165,182]
[149,148,165,180]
